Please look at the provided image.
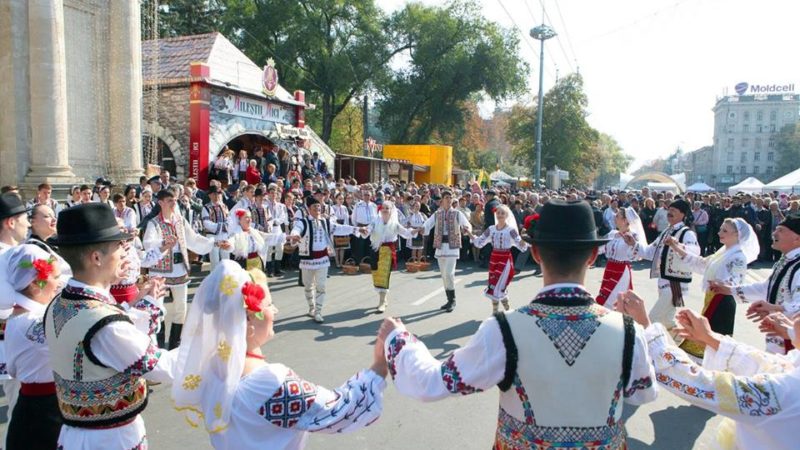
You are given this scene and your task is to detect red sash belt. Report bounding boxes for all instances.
[20,382,56,396]
[310,249,328,259]
[247,252,259,259]
[110,284,139,304]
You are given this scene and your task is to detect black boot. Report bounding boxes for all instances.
[440,290,456,312]
[298,270,304,287]
[273,259,284,275]
[266,261,275,276]
[156,326,166,349]
[168,323,183,350]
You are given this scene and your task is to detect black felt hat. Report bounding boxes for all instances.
[669,199,691,217]
[523,199,609,248]
[779,214,800,235]
[0,193,30,221]
[50,203,132,246]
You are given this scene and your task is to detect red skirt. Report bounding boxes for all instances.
[596,260,632,306]
[486,249,514,301]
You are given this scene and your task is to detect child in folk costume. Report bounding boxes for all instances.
[666,218,758,360]
[0,245,63,450]
[471,205,529,313]
[365,201,416,313]
[404,201,427,262]
[172,262,387,450]
[596,207,647,309]
[330,193,351,268]
[226,208,286,271]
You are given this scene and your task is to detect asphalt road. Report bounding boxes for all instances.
[134,256,776,450]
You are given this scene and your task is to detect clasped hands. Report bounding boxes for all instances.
[370,317,407,379]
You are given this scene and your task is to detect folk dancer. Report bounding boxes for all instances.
[365,201,416,313]
[110,217,163,305]
[288,196,362,323]
[144,190,219,349]
[0,193,32,439]
[26,204,72,283]
[330,193,351,268]
[379,200,656,449]
[471,205,529,313]
[624,199,699,334]
[418,190,472,312]
[226,208,286,271]
[112,193,138,233]
[711,214,800,354]
[172,262,387,449]
[203,185,231,270]
[44,203,175,450]
[265,185,288,276]
[666,218,757,360]
[620,292,800,450]
[596,207,647,309]
[404,201,427,263]
[351,190,378,266]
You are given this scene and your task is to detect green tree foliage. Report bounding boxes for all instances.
[594,133,634,189]
[377,0,528,144]
[508,74,619,187]
[329,102,364,156]
[775,123,800,178]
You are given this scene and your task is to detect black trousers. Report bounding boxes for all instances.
[352,235,372,264]
[7,393,62,450]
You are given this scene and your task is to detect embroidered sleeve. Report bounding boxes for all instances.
[123,343,161,377]
[787,275,800,316]
[623,323,658,405]
[679,252,708,275]
[720,256,747,287]
[681,230,701,256]
[260,369,386,434]
[734,280,769,303]
[509,228,529,251]
[130,296,164,336]
[705,335,795,376]
[184,218,215,255]
[90,321,176,384]
[472,227,492,248]
[645,323,789,423]
[383,319,506,402]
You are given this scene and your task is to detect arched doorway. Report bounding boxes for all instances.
[141,137,176,177]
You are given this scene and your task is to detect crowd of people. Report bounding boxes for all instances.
[0,163,799,449]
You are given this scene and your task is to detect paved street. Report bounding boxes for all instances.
[144,258,773,449]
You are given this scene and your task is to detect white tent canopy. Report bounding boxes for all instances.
[687,182,714,192]
[763,168,800,193]
[728,177,765,195]
[489,170,515,182]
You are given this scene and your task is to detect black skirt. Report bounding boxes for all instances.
[6,392,62,450]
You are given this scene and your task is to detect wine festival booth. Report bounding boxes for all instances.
[142,32,334,188]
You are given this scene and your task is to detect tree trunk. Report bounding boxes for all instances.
[321,94,334,143]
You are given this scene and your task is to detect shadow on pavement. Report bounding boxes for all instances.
[626,405,714,449]
[415,320,482,358]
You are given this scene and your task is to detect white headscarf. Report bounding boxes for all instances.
[0,244,57,311]
[172,261,265,434]
[728,218,760,263]
[623,207,648,248]
[369,201,400,251]
[494,204,518,233]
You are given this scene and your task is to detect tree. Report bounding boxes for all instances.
[225,0,409,143]
[775,123,800,178]
[508,74,602,186]
[377,0,528,144]
[593,134,634,189]
[329,102,364,156]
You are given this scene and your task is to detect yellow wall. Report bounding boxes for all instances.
[383,144,452,185]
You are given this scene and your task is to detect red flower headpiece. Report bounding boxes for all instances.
[523,213,540,233]
[241,281,266,320]
[236,209,247,219]
[19,257,55,289]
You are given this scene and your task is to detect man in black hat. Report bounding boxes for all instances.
[378,199,656,448]
[44,203,174,449]
[202,184,231,270]
[480,190,501,268]
[147,175,163,194]
[623,198,699,333]
[265,184,288,276]
[0,193,31,252]
[711,214,800,354]
[143,189,218,348]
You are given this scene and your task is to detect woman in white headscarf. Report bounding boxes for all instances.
[225,208,286,271]
[666,217,758,359]
[596,207,646,309]
[365,201,416,313]
[172,261,387,450]
[472,204,529,313]
[0,244,64,450]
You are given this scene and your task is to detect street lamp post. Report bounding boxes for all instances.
[530,24,556,189]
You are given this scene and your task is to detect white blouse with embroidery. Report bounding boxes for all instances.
[5,299,51,383]
[645,322,800,450]
[472,225,528,252]
[209,363,385,450]
[599,230,640,262]
[680,246,748,291]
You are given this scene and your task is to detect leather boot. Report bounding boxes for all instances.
[273,259,284,275]
[440,289,456,312]
[377,292,388,313]
[156,325,166,349]
[266,261,274,276]
[439,289,452,310]
[168,323,183,350]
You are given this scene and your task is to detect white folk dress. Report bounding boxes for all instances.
[209,364,385,450]
[404,212,427,250]
[596,231,641,309]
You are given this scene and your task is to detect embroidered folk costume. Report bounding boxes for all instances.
[676,218,757,359]
[404,209,427,252]
[365,201,415,313]
[44,204,177,450]
[203,185,231,270]
[0,245,63,450]
[420,194,472,312]
[472,206,529,312]
[265,191,289,276]
[596,208,646,309]
[172,262,386,450]
[644,322,800,450]
[383,201,657,450]
[635,200,700,333]
[226,208,286,271]
[290,197,358,323]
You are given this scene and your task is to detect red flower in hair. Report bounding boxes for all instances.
[523,213,540,231]
[20,258,55,289]
[241,281,266,319]
[236,209,247,218]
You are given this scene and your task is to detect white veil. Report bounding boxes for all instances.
[370,200,400,251]
[494,205,518,232]
[623,207,648,248]
[730,218,760,263]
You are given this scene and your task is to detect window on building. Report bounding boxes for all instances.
[727,151,733,161]
[757,125,764,133]
[728,123,736,133]
[769,137,775,148]
[770,124,776,132]
[754,151,760,161]
[768,152,774,161]
[740,166,746,174]
[755,137,762,148]
[754,166,759,174]
[727,166,733,174]
[767,166,774,175]
[757,110,763,121]
[728,138,735,149]
[742,137,749,148]
[770,110,778,121]
[740,152,747,163]
[744,111,750,121]
[743,124,749,133]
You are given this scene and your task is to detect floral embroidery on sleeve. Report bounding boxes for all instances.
[386,331,417,379]
[624,376,653,398]
[440,355,482,395]
[259,371,318,428]
[124,343,161,377]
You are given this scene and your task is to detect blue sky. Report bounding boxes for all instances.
[377,0,800,171]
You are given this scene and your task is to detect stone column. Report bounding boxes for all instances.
[108,0,144,184]
[24,0,78,184]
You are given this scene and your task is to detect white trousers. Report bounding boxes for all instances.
[438,257,458,290]
[650,280,689,335]
[167,283,189,325]
[209,247,231,271]
[265,244,284,262]
[302,267,328,310]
